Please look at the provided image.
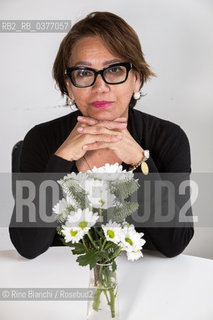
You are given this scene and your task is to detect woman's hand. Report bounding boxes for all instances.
[77,116,144,165]
[54,116,127,161]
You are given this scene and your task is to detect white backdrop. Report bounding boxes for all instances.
[0,0,213,258]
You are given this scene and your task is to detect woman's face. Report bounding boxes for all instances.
[65,36,141,121]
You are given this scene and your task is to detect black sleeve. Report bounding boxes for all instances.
[132,126,194,257]
[9,126,75,259]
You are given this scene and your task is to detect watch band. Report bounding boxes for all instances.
[129,150,150,175]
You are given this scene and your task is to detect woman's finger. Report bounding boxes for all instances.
[83,140,120,151]
[77,125,124,135]
[77,121,127,132]
[77,116,127,129]
[77,116,98,125]
[82,133,122,145]
[96,120,127,130]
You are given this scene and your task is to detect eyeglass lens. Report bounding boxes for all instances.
[71,65,128,87]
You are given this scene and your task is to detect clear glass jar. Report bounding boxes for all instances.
[87,262,119,319]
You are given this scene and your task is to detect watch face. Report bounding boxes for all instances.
[144,150,150,159]
[141,162,149,175]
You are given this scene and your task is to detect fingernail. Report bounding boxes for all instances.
[121,123,127,127]
[77,116,85,121]
[78,127,83,132]
[83,145,88,149]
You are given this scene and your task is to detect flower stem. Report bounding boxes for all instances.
[98,207,104,224]
[100,238,107,251]
[87,231,98,250]
[103,289,110,305]
[92,288,102,311]
[82,238,88,252]
[109,288,116,317]
[91,264,117,318]
[104,246,122,264]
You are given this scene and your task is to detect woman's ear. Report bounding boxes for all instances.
[65,77,75,101]
[133,71,142,92]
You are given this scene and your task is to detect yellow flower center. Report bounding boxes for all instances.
[125,237,133,245]
[70,229,78,237]
[79,221,88,229]
[107,230,115,239]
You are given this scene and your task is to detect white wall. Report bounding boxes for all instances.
[1,0,213,258]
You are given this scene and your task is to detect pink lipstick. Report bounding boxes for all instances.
[92,101,113,108]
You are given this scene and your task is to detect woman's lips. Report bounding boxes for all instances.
[92,101,113,108]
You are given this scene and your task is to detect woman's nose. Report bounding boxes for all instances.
[92,74,109,92]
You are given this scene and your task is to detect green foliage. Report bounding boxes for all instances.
[96,250,109,261]
[105,201,139,223]
[112,260,117,272]
[58,235,73,247]
[56,205,75,224]
[60,179,89,209]
[93,227,104,239]
[71,243,87,255]
[77,251,99,269]
[56,226,63,236]
[75,244,120,269]
[110,179,140,202]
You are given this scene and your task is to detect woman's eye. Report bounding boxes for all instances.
[108,67,121,73]
[77,70,93,77]
[106,66,125,75]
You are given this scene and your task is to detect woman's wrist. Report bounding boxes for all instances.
[55,149,74,162]
[130,154,144,167]
[130,148,146,166]
[129,150,150,172]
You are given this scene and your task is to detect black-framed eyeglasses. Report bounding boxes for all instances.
[65,62,132,88]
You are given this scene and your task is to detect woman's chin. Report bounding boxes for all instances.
[89,110,127,121]
[88,112,117,121]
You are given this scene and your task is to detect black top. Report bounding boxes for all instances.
[9,108,194,259]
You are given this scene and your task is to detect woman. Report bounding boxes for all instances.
[9,11,194,259]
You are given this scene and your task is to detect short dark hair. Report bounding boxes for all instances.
[53,11,156,108]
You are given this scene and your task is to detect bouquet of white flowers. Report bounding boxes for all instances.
[53,163,146,319]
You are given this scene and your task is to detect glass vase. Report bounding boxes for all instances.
[86,262,119,319]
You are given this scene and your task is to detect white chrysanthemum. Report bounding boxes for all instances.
[57,171,87,186]
[127,250,143,261]
[66,194,77,207]
[121,221,130,228]
[53,198,69,215]
[102,220,123,244]
[87,163,134,182]
[90,163,123,173]
[53,197,77,223]
[56,164,136,211]
[61,226,84,243]
[57,172,88,199]
[66,208,99,232]
[83,178,116,209]
[120,224,146,252]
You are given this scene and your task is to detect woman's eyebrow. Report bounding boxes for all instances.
[103,59,121,66]
[74,61,92,67]
[74,59,122,67]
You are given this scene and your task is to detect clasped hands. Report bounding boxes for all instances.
[55,115,144,165]
[76,115,144,165]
